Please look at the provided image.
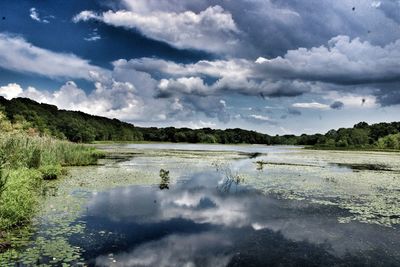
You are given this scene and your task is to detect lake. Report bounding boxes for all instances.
[2,144,400,266]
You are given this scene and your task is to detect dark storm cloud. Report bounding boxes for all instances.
[376,0,400,23]
[288,108,302,116]
[103,0,400,58]
[91,0,400,107]
[373,82,400,107]
[330,101,344,110]
[181,95,230,123]
[255,36,400,86]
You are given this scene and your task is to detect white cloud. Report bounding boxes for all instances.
[114,58,312,98]
[30,8,49,23]
[324,91,378,109]
[371,1,382,8]
[255,35,400,85]
[1,80,145,122]
[248,114,271,121]
[95,232,232,267]
[84,29,101,42]
[0,34,108,80]
[72,10,97,22]
[84,35,101,42]
[113,0,400,58]
[292,102,330,109]
[1,76,229,125]
[174,120,217,129]
[0,83,24,100]
[113,58,252,79]
[73,5,240,53]
[157,77,211,97]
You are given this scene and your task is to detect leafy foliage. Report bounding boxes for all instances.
[0,112,104,230]
[310,122,400,149]
[0,97,143,143]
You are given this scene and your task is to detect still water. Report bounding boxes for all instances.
[2,144,400,266]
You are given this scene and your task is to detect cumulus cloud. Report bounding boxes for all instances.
[5,80,145,122]
[157,77,211,98]
[255,35,400,85]
[114,57,312,98]
[1,75,230,125]
[254,35,400,106]
[113,40,400,105]
[113,52,400,107]
[113,58,252,79]
[181,95,231,123]
[0,83,24,100]
[106,0,400,57]
[73,5,240,54]
[0,33,108,80]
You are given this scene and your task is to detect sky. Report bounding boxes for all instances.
[0,0,399,135]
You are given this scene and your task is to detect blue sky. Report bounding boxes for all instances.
[0,0,399,135]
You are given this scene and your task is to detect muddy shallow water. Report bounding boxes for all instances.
[1,144,400,266]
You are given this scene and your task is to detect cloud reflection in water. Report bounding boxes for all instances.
[80,171,400,266]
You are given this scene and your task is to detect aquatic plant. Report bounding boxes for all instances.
[159,169,170,190]
[256,160,268,171]
[213,162,245,193]
[39,164,63,180]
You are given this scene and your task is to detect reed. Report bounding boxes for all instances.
[0,131,104,230]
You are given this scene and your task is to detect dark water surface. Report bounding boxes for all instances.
[3,144,400,266]
[71,150,400,266]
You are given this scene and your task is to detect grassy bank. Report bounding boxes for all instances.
[0,129,105,232]
[305,146,400,153]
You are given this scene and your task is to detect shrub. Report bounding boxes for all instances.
[0,168,42,230]
[39,164,62,180]
[376,133,400,150]
[0,121,104,231]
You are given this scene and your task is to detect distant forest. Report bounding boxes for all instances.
[1,97,400,149]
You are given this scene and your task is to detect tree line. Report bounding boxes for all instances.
[1,97,399,149]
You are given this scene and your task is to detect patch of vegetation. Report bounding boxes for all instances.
[39,164,63,180]
[309,122,400,150]
[335,163,392,171]
[0,169,42,230]
[0,112,104,233]
[244,149,400,227]
[159,169,170,190]
[376,133,400,150]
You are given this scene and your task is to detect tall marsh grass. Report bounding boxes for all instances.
[0,133,104,169]
[0,131,105,230]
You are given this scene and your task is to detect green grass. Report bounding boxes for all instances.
[0,132,105,231]
[0,168,42,229]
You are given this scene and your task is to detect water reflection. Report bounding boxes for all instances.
[215,163,245,193]
[77,170,400,266]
